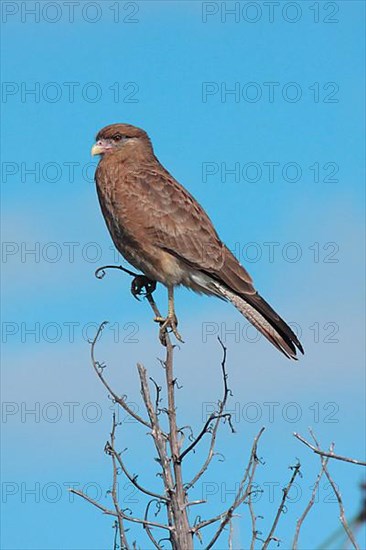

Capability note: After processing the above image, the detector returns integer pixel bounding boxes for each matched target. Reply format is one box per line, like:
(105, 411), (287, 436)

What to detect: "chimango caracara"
(91, 123), (304, 359)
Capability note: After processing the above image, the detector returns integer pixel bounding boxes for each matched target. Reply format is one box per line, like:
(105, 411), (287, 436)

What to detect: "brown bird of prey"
(91, 123), (304, 359)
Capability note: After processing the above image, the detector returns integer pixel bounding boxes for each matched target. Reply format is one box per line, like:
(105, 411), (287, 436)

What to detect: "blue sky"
(1, 1), (365, 549)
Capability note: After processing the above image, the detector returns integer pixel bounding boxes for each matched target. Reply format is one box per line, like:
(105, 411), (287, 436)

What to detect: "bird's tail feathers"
(212, 281), (304, 360)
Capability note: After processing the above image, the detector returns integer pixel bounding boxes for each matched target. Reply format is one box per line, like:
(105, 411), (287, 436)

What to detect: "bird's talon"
(154, 316), (165, 324)
(131, 276), (157, 300)
(155, 314), (184, 344)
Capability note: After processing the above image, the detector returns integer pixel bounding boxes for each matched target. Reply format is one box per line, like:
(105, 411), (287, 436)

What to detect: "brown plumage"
(91, 123), (304, 359)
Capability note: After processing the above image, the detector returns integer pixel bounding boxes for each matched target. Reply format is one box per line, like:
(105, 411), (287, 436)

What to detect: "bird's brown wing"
(127, 166), (303, 358)
(126, 163), (256, 295)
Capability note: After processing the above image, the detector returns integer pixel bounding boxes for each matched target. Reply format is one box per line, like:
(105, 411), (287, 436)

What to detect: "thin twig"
(70, 488), (171, 531)
(262, 462), (302, 550)
(90, 322), (152, 429)
(294, 432), (366, 466)
(228, 519), (234, 550)
(318, 483), (366, 549)
(292, 455), (329, 549)
(69, 488), (118, 517)
(116, 450), (167, 502)
(187, 500), (207, 507)
(150, 377), (162, 415)
(109, 415), (130, 550)
(112, 520), (119, 550)
(186, 338), (234, 488)
(95, 264), (139, 280)
(143, 499), (164, 549)
(179, 412), (233, 462)
(192, 427), (265, 548)
(248, 482), (260, 550)
(105, 430), (167, 502)
(309, 429), (360, 550)
(145, 292), (162, 319)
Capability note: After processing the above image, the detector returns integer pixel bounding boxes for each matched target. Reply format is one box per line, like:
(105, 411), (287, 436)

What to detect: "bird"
(91, 123), (304, 359)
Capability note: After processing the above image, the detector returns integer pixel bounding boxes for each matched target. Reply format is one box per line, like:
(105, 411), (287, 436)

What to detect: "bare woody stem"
(135, 285), (193, 549)
(137, 363), (176, 532)
(163, 338), (193, 549)
(293, 432), (366, 467)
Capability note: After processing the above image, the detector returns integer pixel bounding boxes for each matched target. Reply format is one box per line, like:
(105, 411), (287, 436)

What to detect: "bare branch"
(113, 446), (167, 503)
(145, 292), (162, 319)
(294, 432), (366, 466)
(248, 482), (261, 550)
(70, 488), (171, 531)
(318, 483), (366, 549)
(105, 419), (168, 503)
(186, 338), (234, 488)
(150, 377), (163, 416)
(262, 462), (302, 550)
(193, 427), (265, 549)
(228, 519), (234, 550)
(69, 488), (118, 517)
(143, 500), (164, 550)
(292, 455), (329, 549)
(112, 520), (119, 550)
(109, 415), (130, 550)
(179, 412), (233, 462)
(90, 322), (152, 429)
(137, 362), (175, 526)
(309, 430), (360, 550)
(187, 500), (207, 507)
(95, 264), (138, 280)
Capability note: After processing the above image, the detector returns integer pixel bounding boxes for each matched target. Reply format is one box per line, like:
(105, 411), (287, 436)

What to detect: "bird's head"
(91, 123), (152, 157)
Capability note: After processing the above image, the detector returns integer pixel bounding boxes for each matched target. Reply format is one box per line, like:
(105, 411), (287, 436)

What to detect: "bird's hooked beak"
(91, 139), (113, 156)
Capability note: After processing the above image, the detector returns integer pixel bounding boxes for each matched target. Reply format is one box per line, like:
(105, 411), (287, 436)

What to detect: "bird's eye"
(114, 134), (123, 141)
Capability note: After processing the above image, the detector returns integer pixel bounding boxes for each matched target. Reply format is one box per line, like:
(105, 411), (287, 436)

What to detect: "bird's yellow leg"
(154, 286), (184, 344)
